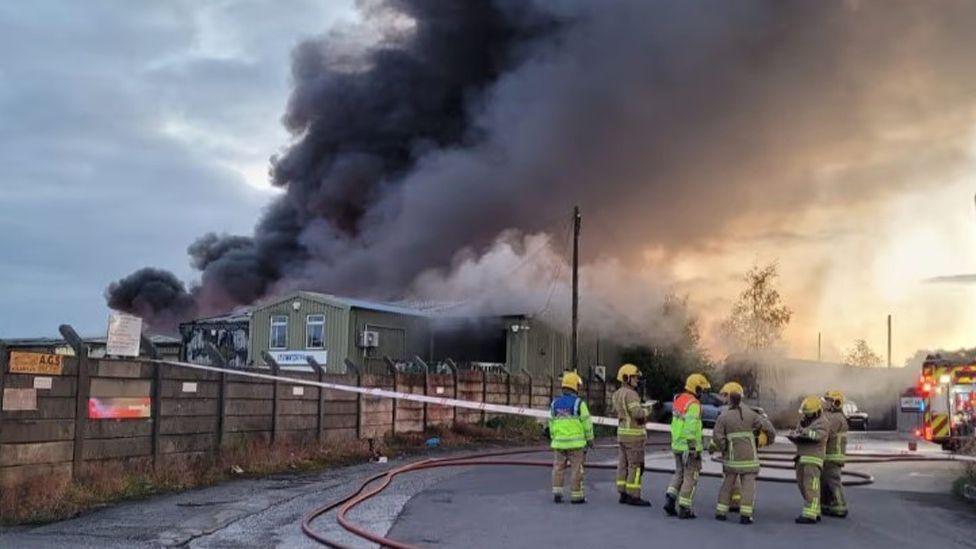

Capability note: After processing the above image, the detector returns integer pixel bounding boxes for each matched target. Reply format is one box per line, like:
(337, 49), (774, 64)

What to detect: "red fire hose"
(301, 447), (890, 548)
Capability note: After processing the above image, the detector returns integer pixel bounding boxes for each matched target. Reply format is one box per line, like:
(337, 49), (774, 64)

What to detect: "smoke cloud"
(108, 0), (976, 344)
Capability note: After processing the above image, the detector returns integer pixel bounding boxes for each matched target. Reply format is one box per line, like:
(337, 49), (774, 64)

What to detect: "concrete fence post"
(60, 324), (89, 479)
(0, 341), (7, 428)
(391, 371), (399, 437)
(480, 370), (487, 426)
(422, 369), (429, 433)
(445, 359), (458, 427)
(204, 343), (228, 454)
(260, 351), (281, 446)
(308, 357), (326, 445)
(151, 362), (162, 471)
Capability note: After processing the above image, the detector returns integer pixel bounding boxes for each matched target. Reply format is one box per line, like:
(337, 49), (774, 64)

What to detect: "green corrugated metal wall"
(250, 294), (350, 369)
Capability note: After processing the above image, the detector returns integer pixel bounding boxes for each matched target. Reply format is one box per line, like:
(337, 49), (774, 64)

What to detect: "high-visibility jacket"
(711, 404), (776, 473)
(670, 392), (703, 452)
(611, 386), (647, 441)
(824, 409), (848, 464)
(792, 414), (829, 468)
(549, 393), (594, 450)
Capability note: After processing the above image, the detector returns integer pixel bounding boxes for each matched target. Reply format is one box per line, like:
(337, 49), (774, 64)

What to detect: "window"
(306, 314), (325, 349)
(270, 315), (288, 349)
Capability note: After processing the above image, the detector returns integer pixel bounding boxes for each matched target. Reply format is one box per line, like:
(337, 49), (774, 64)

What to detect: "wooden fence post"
(60, 325), (89, 479)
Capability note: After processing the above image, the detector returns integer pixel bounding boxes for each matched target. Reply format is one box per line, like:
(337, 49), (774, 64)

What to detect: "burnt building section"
(179, 312), (250, 367)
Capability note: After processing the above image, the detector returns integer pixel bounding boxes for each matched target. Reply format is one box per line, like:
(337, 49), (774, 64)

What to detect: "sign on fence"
(9, 351), (64, 375)
(88, 397), (151, 419)
(2, 388), (37, 411)
(106, 312), (143, 357)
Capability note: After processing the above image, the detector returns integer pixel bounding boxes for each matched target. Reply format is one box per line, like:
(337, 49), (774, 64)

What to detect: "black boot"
(715, 513), (727, 521)
(619, 493), (629, 504)
(795, 516), (817, 524)
(678, 506), (696, 520)
(740, 516), (754, 525)
(627, 497), (652, 507)
(553, 494), (563, 503)
(571, 498), (587, 505)
(663, 494), (677, 516)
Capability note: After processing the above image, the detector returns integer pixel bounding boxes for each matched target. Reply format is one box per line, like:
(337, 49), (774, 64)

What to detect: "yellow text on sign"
(9, 351), (64, 375)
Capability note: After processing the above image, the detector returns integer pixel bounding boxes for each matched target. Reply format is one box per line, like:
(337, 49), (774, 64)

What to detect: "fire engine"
(917, 354), (976, 450)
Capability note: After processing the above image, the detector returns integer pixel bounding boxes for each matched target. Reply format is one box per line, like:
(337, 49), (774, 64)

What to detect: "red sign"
(88, 397), (151, 419)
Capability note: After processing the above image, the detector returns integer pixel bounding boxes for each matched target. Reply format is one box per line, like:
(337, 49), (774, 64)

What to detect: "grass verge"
(0, 419), (544, 526)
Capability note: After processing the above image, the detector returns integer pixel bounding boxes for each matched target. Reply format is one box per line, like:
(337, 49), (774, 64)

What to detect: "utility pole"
(887, 314), (892, 368)
(571, 205), (581, 373)
(817, 332), (822, 362)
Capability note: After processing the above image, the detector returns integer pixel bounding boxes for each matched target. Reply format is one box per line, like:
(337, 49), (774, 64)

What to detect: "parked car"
(652, 392), (765, 429)
(842, 400), (869, 431)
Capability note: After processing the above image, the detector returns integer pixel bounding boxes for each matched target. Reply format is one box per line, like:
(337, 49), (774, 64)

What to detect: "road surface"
(2, 434), (973, 548)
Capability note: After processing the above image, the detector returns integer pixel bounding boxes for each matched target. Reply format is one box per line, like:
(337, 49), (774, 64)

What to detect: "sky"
(0, 0), (356, 337)
(3, 1), (976, 368)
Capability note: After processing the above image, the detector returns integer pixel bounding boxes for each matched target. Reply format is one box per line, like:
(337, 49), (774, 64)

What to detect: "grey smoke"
(107, 0), (976, 331)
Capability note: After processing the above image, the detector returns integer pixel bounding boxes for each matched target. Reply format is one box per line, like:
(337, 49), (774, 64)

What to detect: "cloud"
(0, 1), (354, 336)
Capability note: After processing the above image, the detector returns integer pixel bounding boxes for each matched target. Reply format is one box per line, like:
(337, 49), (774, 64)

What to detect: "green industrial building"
(183, 290), (620, 379)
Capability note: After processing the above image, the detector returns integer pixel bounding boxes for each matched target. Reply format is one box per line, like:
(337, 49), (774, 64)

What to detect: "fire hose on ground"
(298, 445), (974, 549)
(146, 360), (974, 548)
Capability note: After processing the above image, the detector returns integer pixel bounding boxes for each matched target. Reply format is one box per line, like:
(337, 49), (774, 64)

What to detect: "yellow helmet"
(617, 363), (640, 383)
(823, 390), (844, 405)
(799, 395), (823, 416)
(685, 373), (711, 393)
(720, 382), (744, 396)
(561, 371), (583, 391)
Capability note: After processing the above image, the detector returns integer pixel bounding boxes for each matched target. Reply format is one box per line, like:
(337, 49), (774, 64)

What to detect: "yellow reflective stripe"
(617, 427), (645, 436)
(716, 504), (730, 512)
(825, 454), (845, 462)
(799, 455), (824, 467)
(727, 431), (754, 438)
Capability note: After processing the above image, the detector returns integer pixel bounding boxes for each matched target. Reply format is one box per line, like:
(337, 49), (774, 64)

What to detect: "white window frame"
(306, 314), (325, 349)
(269, 315), (288, 350)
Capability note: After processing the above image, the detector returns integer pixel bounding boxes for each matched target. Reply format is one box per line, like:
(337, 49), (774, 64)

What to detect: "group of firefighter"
(548, 364), (849, 524)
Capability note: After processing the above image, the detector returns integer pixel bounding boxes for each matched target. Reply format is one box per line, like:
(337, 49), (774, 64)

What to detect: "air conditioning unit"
(359, 330), (380, 348)
(593, 365), (606, 382)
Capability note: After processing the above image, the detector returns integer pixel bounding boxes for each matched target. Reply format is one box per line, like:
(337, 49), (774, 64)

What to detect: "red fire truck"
(917, 354), (976, 450)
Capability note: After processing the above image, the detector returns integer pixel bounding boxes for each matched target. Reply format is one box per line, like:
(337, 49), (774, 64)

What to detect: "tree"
(722, 262), (793, 352)
(844, 339), (882, 368)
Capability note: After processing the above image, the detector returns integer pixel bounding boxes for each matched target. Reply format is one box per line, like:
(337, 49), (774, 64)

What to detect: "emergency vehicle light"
(939, 374), (951, 385)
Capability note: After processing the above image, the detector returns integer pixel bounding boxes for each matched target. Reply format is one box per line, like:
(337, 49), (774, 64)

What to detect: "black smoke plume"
(105, 268), (197, 333)
(108, 0), (976, 332)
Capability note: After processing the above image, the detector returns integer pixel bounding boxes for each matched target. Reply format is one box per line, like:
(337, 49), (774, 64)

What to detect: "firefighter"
(611, 363), (652, 506)
(665, 373), (710, 519)
(549, 371), (594, 504)
(821, 389), (849, 518)
(788, 396), (830, 524)
(711, 381), (776, 524)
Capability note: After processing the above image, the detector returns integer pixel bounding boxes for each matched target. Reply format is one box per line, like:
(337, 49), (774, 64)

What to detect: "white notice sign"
(292, 386), (304, 396)
(106, 312), (143, 357)
(182, 382), (198, 393)
(33, 377), (53, 390)
(268, 350), (328, 368)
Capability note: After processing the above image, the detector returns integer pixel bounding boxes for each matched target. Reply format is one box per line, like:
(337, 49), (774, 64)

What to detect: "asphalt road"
(2, 435), (973, 548)
(387, 446), (976, 549)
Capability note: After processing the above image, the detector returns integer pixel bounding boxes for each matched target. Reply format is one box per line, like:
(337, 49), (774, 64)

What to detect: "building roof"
(181, 310), (252, 325)
(3, 334), (181, 348)
(289, 291), (429, 317)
